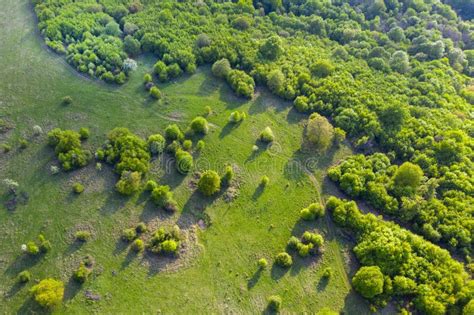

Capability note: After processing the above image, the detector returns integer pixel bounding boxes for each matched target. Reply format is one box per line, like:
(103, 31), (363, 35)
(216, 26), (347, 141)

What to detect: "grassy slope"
(0, 0), (369, 313)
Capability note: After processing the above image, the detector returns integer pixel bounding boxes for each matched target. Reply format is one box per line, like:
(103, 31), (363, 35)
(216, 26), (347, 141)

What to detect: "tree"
(388, 26), (405, 42)
(259, 36), (283, 60)
(211, 59), (231, 79)
(116, 171), (141, 195)
(124, 35), (140, 56)
(30, 278), (64, 308)
(190, 116), (209, 134)
(266, 69), (285, 95)
(105, 21), (121, 36)
(259, 127), (275, 143)
(390, 51), (409, 73)
(378, 103), (408, 132)
(392, 162), (423, 196)
(175, 150), (193, 174)
(352, 266), (384, 298)
(198, 170), (221, 196)
(306, 113), (334, 152)
(267, 295), (282, 312)
(464, 300), (474, 315)
(275, 252), (292, 267)
(150, 86), (162, 99)
(311, 60), (334, 77)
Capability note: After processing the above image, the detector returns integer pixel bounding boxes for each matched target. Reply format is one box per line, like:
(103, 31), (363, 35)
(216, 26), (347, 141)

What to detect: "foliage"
(147, 134), (165, 155)
(300, 203), (325, 221)
(175, 149), (193, 174)
(258, 258), (268, 269)
(131, 239), (145, 252)
(75, 231), (91, 242)
(151, 185), (178, 212)
(352, 266), (385, 299)
(30, 278), (64, 308)
(306, 113), (334, 152)
(72, 183), (84, 194)
(222, 165), (234, 185)
(267, 295), (282, 311)
(18, 271), (31, 283)
(147, 226), (181, 255)
(73, 262), (91, 283)
(274, 252), (292, 267)
(150, 86), (162, 99)
(47, 128), (92, 170)
(122, 228), (137, 242)
(115, 171), (142, 195)
(189, 116), (209, 135)
(198, 170), (221, 196)
(259, 127), (274, 143)
(212, 58), (231, 79)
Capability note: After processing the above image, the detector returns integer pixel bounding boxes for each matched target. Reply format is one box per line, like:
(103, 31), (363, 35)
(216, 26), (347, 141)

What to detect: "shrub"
(150, 86), (162, 99)
(226, 69), (255, 98)
(259, 36), (283, 60)
(294, 96), (309, 112)
(26, 242), (39, 255)
(147, 134), (165, 155)
(62, 96), (73, 105)
(131, 239), (145, 252)
(72, 183), (84, 194)
(33, 125), (43, 135)
(392, 162), (423, 197)
(302, 231), (324, 247)
(306, 113), (334, 152)
(135, 222), (147, 234)
(228, 111), (246, 123)
(122, 228), (137, 242)
(352, 266), (384, 298)
(2, 178), (19, 193)
(311, 60), (334, 77)
(258, 258), (268, 269)
(165, 124), (183, 142)
(145, 180), (158, 191)
(322, 267), (333, 279)
(30, 279), (64, 308)
(147, 226), (181, 255)
(175, 150), (193, 174)
(1, 143), (11, 153)
(78, 127), (90, 140)
(222, 165), (234, 185)
(19, 138), (28, 149)
(182, 140), (192, 151)
(259, 127), (274, 142)
(38, 234), (51, 253)
(334, 128), (346, 146)
(50, 165), (59, 175)
(190, 117), (209, 134)
(18, 270), (31, 283)
(47, 128), (91, 170)
(204, 106), (212, 116)
(75, 231), (91, 242)
(464, 300), (474, 315)
(144, 73), (152, 83)
(115, 171), (142, 195)
(151, 185), (178, 212)
(260, 175), (269, 186)
(211, 58), (231, 79)
(198, 170), (221, 196)
(300, 203), (325, 221)
(73, 262), (91, 283)
(275, 252), (292, 267)
(196, 140), (205, 151)
(267, 295), (282, 311)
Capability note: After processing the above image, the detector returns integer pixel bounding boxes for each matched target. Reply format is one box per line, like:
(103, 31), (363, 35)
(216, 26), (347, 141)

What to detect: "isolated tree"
(190, 116), (209, 134)
(306, 113), (334, 152)
(198, 170), (221, 196)
(352, 266), (384, 298)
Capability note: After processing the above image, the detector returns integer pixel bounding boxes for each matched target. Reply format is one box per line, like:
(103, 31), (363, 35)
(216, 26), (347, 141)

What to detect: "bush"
(322, 267), (333, 279)
(18, 270), (31, 283)
(26, 241), (39, 255)
(135, 222), (147, 234)
(222, 165), (234, 185)
(150, 86), (162, 99)
(115, 171), (142, 195)
(260, 175), (269, 186)
(122, 228), (137, 242)
(182, 140), (192, 151)
(147, 134), (165, 155)
(147, 226), (181, 255)
(72, 183), (84, 194)
(300, 203), (325, 221)
(464, 300), (474, 315)
(211, 58), (231, 79)
(392, 162), (423, 196)
(258, 258), (268, 269)
(267, 295), (282, 311)
(175, 149), (193, 174)
(78, 127), (90, 140)
(306, 113), (334, 152)
(198, 170), (221, 196)
(352, 266), (384, 298)
(47, 128), (92, 170)
(73, 262), (91, 283)
(275, 252), (292, 267)
(144, 73), (152, 83)
(75, 231), (91, 242)
(226, 69), (255, 98)
(62, 96), (73, 105)
(131, 239), (145, 252)
(151, 185), (178, 212)
(311, 60), (334, 77)
(228, 111), (246, 123)
(30, 278), (64, 308)
(38, 234), (51, 253)
(190, 116), (209, 134)
(196, 140), (205, 151)
(19, 138), (28, 149)
(165, 124), (183, 142)
(145, 180), (158, 191)
(1, 143), (11, 153)
(259, 127), (274, 143)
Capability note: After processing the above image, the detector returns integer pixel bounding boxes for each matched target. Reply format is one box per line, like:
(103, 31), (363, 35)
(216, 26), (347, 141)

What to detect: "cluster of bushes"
(147, 181), (178, 212)
(326, 197), (473, 314)
(24, 234), (51, 256)
(96, 128), (150, 195)
(147, 226), (181, 255)
(212, 61), (255, 99)
(300, 203), (325, 221)
(287, 231), (324, 257)
(30, 278), (64, 309)
(328, 153), (473, 255)
(47, 128), (92, 171)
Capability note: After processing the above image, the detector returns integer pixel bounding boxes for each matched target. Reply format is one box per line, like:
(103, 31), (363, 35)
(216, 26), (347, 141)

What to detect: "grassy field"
(0, 0), (370, 313)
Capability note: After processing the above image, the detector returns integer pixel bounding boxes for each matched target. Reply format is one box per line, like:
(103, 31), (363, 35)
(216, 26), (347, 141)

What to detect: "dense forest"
(12, 0), (474, 313)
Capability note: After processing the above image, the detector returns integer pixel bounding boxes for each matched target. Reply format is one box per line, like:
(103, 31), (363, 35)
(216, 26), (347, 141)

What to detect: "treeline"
(326, 197), (473, 314)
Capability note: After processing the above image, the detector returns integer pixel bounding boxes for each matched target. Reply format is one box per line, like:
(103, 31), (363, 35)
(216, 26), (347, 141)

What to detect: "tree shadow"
(317, 276), (330, 292)
(4, 254), (42, 277)
(143, 252), (176, 277)
(139, 198), (170, 224)
(244, 142), (266, 163)
(16, 297), (46, 315)
(197, 68), (221, 96)
(63, 277), (81, 301)
(98, 192), (128, 216)
(270, 263), (289, 281)
(177, 189), (220, 230)
(158, 155), (187, 189)
(218, 85), (250, 110)
(113, 238), (128, 256)
(252, 184), (265, 201)
(6, 281), (27, 298)
(120, 249), (138, 270)
(286, 106), (306, 125)
(247, 268), (262, 290)
(65, 240), (84, 256)
(218, 122), (240, 139)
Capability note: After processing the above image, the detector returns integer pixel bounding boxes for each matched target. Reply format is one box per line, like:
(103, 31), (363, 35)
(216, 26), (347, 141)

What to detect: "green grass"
(0, 0), (370, 313)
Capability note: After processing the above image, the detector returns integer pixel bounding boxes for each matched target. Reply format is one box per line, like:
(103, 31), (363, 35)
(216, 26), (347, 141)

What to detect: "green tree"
(30, 278), (64, 308)
(352, 266), (384, 298)
(259, 36), (283, 60)
(392, 162), (423, 196)
(198, 170), (221, 196)
(306, 113), (334, 152)
(124, 35), (140, 56)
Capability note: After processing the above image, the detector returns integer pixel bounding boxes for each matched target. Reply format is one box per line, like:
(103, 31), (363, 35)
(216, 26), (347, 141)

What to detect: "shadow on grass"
(65, 240), (85, 256)
(98, 192), (128, 216)
(247, 268), (262, 290)
(251, 184), (265, 201)
(270, 263), (289, 281)
(285, 106), (306, 125)
(177, 188), (221, 229)
(218, 122), (240, 139)
(120, 249), (138, 270)
(113, 238), (128, 256)
(6, 281), (27, 298)
(17, 297), (47, 315)
(4, 254), (42, 277)
(317, 276), (330, 292)
(244, 142), (267, 163)
(218, 85), (250, 110)
(63, 277), (81, 301)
